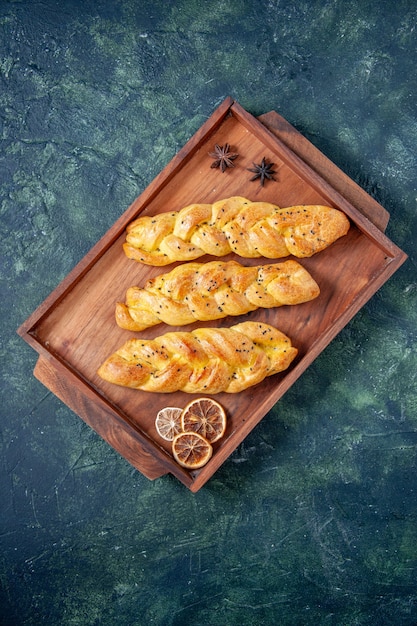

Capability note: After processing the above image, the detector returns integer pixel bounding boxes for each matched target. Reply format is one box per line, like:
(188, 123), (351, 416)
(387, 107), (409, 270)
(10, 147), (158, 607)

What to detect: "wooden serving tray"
(18, 98), (407, 492)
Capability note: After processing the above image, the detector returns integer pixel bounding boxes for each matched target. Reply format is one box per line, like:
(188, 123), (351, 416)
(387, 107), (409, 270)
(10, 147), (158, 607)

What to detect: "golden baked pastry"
(97, 321), (298, 394)
(116, 259), (320, 331)
(123, 196), (350, 266)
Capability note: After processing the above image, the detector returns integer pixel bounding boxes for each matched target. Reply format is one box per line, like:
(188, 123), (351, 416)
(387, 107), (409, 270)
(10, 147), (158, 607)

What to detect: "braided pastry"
(116, 259), (320, 332)
(123, 196), (350, 266)
(97, 321), (298, 394)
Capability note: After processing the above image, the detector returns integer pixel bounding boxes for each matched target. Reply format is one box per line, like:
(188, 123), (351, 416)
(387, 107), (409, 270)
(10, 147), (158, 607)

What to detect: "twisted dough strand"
(116, 259), (320, 332)
(123, 196), (350, 266)
(97, 321), (298, 394)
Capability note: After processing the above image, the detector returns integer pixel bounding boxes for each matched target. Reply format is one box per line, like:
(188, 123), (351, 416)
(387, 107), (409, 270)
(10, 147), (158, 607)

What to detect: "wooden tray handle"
(33, 356), (169, 481)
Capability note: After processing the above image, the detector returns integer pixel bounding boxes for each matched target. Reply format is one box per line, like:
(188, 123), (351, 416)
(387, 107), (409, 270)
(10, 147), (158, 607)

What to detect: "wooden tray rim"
(17, 98), (408, 491)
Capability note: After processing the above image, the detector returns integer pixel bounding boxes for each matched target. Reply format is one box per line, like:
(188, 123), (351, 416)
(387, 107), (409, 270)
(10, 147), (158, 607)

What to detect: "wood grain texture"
(18, 100), (407, 491)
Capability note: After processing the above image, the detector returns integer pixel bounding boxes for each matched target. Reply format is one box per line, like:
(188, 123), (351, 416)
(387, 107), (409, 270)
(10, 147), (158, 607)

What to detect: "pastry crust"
(123, 196), (350, 265)
(97, 321), (298, 394)
(116, 259), (320, 332)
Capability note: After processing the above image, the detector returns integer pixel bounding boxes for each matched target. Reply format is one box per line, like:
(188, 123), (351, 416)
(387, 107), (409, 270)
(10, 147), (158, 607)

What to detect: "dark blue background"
(1, 1), (416, 624)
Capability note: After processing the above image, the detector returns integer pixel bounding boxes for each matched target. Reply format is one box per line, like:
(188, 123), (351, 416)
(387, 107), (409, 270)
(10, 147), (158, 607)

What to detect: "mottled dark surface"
(1, 1), (417, 624)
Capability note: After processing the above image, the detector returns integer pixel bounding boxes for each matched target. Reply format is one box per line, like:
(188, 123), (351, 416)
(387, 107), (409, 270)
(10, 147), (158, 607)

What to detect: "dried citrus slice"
(181, 397), (227, 443)
(155, 406), (183, 441)
(172, 432), (213, 469)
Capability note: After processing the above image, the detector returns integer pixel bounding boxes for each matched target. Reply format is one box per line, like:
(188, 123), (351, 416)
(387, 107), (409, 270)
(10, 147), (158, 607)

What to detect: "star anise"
(247, 157), (277, 186)
(209, 143), (239, 173)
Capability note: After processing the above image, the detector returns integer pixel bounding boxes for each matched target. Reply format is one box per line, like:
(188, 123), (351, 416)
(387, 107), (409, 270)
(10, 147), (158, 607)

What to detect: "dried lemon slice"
(155, 406), (183, 441)
(181, 397), (227, 443)
(172, 432), (213, 469)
